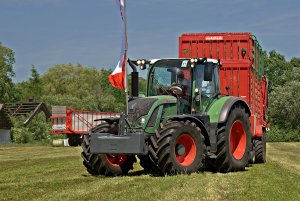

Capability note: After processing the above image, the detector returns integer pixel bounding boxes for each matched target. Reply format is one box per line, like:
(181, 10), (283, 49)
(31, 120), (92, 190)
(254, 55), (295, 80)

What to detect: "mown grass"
(0, 143), (299, 201)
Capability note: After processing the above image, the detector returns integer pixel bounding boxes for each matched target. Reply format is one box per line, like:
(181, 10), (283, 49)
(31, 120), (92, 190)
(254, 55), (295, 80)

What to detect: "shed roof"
(4, 102), (51, 126)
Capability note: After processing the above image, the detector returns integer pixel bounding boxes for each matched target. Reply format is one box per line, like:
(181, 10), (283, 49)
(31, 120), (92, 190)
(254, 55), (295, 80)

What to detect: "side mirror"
(204, 62), (213, 81)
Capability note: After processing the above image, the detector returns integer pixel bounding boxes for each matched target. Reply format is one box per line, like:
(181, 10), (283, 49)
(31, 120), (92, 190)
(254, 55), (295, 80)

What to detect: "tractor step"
(206, 152), (217, 159)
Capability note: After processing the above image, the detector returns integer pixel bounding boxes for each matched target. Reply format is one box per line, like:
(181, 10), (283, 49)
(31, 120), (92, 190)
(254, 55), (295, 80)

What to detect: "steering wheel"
(169, 85), (183, 97)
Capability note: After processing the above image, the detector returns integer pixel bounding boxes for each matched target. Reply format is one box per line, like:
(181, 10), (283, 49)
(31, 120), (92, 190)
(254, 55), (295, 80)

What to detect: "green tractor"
(81, 58), (252, 176)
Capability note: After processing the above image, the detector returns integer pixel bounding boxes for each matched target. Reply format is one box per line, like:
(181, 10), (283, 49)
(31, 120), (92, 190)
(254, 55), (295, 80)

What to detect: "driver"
(177, 70), (190, 96)
(176, 70), (191, 114)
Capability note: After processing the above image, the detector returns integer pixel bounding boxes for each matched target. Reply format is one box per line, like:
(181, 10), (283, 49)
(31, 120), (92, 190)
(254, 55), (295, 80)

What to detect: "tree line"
(0, 42), (299, 142)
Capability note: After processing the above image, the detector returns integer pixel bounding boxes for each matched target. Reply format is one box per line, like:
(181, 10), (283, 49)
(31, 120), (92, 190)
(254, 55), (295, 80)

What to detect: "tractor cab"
(146, 58), (221, 114)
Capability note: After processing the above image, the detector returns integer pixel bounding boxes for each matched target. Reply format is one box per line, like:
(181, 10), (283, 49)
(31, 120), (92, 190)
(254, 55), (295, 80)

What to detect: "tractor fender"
(94, 117), (119, 125)
(218, 97), (251, 123)
(167, 115), (210, 146)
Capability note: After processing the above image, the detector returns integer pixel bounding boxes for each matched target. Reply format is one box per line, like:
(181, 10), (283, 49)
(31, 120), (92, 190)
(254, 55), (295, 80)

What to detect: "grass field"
(0, 143), (299, 201)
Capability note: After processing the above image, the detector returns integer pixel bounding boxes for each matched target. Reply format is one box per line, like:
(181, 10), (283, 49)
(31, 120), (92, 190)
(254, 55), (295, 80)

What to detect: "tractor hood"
(127, 95), (177, 129)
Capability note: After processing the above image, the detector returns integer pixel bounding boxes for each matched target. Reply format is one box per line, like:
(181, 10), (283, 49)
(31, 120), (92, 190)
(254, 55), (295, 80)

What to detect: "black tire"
(215, 105), (251, 172)
(149, 120), (205, 175)
(138, 155), (161, 174)
(68, 134), (81, 146)
(81, 122), (136, 176)
(254, 131), (266, 163)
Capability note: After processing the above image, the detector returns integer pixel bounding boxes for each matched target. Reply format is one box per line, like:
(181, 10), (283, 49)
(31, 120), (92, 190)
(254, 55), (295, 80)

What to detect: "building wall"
(0, 129), (11, 144)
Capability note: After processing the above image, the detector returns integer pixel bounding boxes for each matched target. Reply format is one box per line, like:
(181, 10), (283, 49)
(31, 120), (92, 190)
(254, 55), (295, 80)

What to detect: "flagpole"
(124, 0), (129, 115)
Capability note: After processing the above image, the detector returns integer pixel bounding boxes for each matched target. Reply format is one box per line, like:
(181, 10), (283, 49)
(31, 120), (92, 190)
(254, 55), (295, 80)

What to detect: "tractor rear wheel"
(81, 122), (136, 176)
(254, 131), (266, 163)
(150, 120), (205, 175)
(215, 105), (251, 172)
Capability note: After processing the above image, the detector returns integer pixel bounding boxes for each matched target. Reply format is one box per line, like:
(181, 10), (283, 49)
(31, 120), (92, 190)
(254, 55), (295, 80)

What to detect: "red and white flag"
(108, 0), (127, 90)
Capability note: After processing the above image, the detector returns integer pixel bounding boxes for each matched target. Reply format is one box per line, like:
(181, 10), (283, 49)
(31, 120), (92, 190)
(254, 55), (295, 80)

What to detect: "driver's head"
(177, 70), (184, 81)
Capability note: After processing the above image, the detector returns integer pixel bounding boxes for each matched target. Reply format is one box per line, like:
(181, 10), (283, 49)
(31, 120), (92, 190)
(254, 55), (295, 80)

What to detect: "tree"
(99, 69), (126, 111)
(28, 65), (42, 100)
(290, 57), (300, 68)
(269, 68), (300, 128)
(264, 50), (292, 92)
(0, 42), (16, 103)
(267, 57), (300, 142)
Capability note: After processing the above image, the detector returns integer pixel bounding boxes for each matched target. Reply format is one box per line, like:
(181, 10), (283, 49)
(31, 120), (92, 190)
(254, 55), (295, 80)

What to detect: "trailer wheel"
(151, 120), (205, 175)
(81, 122), (136, 176)
(215, 105), (251, 172)
(254, 131), (266, 163)
(68, 134), (81, 146)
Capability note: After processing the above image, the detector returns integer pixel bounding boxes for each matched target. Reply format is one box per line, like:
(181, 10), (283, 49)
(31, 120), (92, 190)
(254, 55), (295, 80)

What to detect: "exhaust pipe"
(127, 58), (139, 97)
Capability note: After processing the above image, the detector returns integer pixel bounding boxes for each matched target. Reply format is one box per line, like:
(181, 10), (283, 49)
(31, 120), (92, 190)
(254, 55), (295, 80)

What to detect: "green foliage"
(28, 113), (52, 142)
(264, 50), (293, 92)
(15, 64), (128, 112)
(11, 113), (52, 144)
(11, 116), (32, 143)
(29, 65), (42, 99)
(290, 57), (300, 67)
(98, 69), (126, 111)
(127, 76), (147, 95)
(265, 51), (300, 142)
(268, 69), (300, 128)
(15, 65), (42, 102)
(0, 42), (17, 103)
(267, 124), (300, 142)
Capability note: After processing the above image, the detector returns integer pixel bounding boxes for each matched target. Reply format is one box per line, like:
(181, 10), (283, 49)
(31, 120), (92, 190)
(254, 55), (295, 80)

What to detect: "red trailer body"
(51, 106), (119, 135)
(179, 32), (268, 137)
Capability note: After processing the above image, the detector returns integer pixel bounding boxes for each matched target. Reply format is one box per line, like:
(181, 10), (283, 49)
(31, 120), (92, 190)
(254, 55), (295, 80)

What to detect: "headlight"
(136, 116), (146, 127)
(140, 117), (146, 124)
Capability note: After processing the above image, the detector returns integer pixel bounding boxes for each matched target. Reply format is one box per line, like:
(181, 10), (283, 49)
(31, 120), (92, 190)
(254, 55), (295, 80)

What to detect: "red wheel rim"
(230, 120), (247, 160)
(106, 154), (127, 166)
(175, 134), (197, 166)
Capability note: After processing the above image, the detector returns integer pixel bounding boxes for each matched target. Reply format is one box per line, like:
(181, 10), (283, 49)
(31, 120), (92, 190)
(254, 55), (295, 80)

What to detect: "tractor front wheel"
(152, 120), (205, 175)
(138, 155), (161, 174)
(81, 122), (136, 176)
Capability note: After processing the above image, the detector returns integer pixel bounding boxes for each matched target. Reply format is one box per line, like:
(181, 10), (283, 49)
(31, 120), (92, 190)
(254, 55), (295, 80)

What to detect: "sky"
(1, 0), (299, 82)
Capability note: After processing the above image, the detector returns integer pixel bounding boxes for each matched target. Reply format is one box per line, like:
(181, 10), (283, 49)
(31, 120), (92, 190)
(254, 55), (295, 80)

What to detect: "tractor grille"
(127, 98), (157, 123)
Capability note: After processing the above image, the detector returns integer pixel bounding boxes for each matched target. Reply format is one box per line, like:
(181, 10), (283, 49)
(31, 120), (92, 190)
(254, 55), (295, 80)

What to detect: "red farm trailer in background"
(179, 32), (268, 144)
(51, 106), (119, 146)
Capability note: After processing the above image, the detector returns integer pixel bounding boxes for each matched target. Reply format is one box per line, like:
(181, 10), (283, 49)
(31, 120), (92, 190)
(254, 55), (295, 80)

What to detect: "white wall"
(0, 129), (11, 144)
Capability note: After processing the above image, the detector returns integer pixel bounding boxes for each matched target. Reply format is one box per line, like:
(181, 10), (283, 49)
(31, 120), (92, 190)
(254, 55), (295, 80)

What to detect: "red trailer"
(179, 32), (268, 140)
(51, 106), (119, 146)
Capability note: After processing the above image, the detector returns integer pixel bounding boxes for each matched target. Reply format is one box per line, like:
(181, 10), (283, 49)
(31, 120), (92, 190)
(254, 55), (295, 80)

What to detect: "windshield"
(147, 59), (219, 114)
(148, 60), (192, 99)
